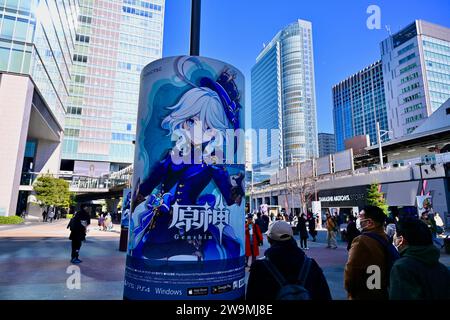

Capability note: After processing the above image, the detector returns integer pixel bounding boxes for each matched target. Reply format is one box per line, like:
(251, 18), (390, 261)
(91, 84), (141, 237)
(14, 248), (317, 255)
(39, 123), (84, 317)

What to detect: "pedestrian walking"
(325, 213), (338, 249)
(344, 206), (399, 300)
(345, 215), (360, 251)
(390, 219), (450, 300)
(245, 214), (263, 267)
(47, 209), (55, 223)
(297, 214), (309, 249)
(246, 220), (331, 300)
(105, 212), (113, 231)
(67, 204), (91, 264)
(98, 214), (105, 231)
(255, 212), (267, 233)
(42, 210), (47, 222)
(262, 213), (270, 233)
(307, 213), (317, 242)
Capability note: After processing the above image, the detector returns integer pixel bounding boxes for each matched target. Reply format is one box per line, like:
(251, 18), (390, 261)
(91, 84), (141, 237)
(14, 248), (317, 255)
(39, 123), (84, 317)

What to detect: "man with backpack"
(344, 205), (399, 300)
(246, 221), (332, 300)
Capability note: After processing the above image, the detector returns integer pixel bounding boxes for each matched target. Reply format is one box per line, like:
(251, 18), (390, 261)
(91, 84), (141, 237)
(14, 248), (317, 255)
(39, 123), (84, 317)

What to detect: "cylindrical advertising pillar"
(123, 56), (246, 300)
(119, 188), (131, 252)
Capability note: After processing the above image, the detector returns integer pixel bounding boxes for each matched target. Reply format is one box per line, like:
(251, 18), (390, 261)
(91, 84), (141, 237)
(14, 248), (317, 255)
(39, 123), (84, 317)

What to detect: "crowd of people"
(245, 206), (450, 300)
(42, 209), (62, 223)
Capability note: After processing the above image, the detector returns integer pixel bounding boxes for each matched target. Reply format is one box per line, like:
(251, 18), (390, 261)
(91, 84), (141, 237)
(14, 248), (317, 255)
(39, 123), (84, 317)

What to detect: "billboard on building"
(300, 160), (313, 178)
(317, 155), (332, 176)
(74, 161), (110, 177)
(333, 149), (354, 172)
(124, 56), (246, 300)
(416, 195), (432, 216)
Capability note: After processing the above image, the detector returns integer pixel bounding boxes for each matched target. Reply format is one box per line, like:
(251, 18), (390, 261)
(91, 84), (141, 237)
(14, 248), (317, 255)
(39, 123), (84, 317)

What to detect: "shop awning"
(385, 181), (419, 206)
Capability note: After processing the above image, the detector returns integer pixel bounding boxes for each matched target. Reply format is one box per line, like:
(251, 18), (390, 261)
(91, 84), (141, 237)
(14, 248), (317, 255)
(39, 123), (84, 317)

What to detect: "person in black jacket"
(68, 205), (91, 264)
(307, 213), (317, 242)
(297, 214), (309, 249)
(246, 221), (332, 300)
(345, 215), (360, 251)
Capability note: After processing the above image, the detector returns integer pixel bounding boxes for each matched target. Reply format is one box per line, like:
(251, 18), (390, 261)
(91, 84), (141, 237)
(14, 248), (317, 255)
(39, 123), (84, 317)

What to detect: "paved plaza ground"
(0, 219), (449, 300)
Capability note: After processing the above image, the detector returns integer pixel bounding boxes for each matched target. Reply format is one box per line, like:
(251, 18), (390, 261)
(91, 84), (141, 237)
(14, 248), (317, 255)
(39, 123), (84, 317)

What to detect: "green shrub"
(0, 216), (25, 225)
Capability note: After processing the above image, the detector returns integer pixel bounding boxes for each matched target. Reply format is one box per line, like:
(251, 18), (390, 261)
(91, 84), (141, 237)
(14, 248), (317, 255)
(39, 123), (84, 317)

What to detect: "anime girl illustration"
(129, 57), (245, 262)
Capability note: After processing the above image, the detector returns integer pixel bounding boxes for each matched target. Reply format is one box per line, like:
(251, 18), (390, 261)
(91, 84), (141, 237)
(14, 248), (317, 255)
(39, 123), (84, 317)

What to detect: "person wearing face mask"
(344, 205), (397, 300)
(389, 219), (450, 300)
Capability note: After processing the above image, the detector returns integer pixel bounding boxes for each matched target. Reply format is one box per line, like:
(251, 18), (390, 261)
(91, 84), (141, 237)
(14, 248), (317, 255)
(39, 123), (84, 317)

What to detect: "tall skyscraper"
(251, 19), (318, 182)
(61, 0), (165, 175)
(381, 20), (450, 139)
(0, 0), (78, 216)
(333, 61), (388, 152)
(318, 133), (336, 157)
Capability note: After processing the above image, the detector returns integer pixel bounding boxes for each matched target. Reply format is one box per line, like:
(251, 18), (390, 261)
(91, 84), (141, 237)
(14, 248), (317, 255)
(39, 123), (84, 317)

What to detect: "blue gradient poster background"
(123, 56), (246, 300)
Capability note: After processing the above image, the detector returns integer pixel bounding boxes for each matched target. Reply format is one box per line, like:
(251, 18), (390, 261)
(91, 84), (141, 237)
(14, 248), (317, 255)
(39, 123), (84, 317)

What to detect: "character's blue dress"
(130, 148), (243, 261)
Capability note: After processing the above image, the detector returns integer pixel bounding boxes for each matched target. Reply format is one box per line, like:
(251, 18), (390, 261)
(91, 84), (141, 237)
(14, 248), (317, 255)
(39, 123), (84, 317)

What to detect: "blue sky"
(162, 0), (450, 133)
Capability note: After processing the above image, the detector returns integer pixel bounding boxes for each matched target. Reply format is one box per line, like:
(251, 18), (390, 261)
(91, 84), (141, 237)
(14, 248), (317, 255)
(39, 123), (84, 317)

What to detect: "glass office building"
(251, 19), (318, 182)
(61, 0), (165, 175)
(318, 133), (336, 157)
(0, 0), (78, 216)
(381, 20), (450, 139)
(333, 61), (388, 152)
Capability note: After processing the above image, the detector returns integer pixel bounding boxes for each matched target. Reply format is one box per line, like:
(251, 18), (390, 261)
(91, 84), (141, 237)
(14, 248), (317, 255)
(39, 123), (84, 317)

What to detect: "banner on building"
(416, 195), (433, 216)
(124, 56), (246, 300)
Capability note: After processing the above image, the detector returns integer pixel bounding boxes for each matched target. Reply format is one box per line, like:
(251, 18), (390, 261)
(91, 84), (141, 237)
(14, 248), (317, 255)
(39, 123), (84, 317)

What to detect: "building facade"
(381, 20), (450, 139)
(333, 60), (388, 152)
(0, 0), (78, 216)
(251, 19), (318, 182)
(61, 0), (165, 176)
(318, 132), (336, 157)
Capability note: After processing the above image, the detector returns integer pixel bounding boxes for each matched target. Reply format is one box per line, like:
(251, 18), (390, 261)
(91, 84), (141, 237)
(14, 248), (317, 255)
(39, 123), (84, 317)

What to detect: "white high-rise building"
(381, 20), (450, 139)
(251, 19), (318, 182)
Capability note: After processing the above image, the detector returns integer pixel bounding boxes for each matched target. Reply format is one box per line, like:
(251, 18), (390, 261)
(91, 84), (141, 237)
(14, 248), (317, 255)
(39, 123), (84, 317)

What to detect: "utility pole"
(376, 121), (383, 168)
(190, 0), (201, 56)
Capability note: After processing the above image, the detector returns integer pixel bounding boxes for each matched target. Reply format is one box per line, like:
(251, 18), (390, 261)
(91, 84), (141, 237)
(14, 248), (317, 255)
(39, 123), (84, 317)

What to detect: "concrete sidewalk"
(0, 222), (448, 300)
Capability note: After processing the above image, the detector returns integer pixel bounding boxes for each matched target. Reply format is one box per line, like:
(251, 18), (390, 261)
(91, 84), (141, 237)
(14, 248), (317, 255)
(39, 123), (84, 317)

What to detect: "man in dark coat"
(246, 221), (331, 300)
(307, 213), (317, 242)
(390, 219), (450, 299)
(346, 215), (360, 251)
(255, 212), (267, 233)
(68, 204), (91, 263)
(296, 214), (309, 249)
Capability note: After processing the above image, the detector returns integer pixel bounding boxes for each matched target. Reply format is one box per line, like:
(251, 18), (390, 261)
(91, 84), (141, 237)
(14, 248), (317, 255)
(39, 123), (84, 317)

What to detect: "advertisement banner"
(124, 56), (246, 300)
(416, 195), (432, 216)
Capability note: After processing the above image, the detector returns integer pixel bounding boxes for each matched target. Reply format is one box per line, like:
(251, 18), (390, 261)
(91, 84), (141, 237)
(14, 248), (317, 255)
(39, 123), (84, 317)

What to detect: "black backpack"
(263, 256), (312, 300)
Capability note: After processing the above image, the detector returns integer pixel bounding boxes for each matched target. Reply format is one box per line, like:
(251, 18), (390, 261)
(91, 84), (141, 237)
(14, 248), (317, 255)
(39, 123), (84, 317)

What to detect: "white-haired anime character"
(129, 57), (245, 261)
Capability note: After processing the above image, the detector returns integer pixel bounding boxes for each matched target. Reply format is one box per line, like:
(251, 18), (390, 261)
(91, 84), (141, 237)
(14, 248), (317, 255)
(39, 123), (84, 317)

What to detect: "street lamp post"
(376, 121), (392, 169)
(190, 0), (201, 56)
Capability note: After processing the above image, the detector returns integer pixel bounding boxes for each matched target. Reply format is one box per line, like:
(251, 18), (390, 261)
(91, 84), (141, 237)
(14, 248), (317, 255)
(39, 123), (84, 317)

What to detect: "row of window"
(74, 75), (86, 83)
(399, 53), (416, 65)
(73, 54), (87, 63)
(122, 6), (153, 18)
(65, 128), (80, 137)
(401, 82), (420, 94)
(403, 92), (420, 103)
(397, 43), (415, 56)
(406, 126), (418, 134)
(78, 15), (92, 24)
(404, 103), (422, 114)
(401, 72), (419, 84)
(423, 40), (450, 54)
(75, 34), (90, 43)
(399, 62), (417, 75)
(424, 50), (450, 64)
(67, 106), (82, 115)
(405, 113), (423, 124)
(123, 0), (162, 11)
